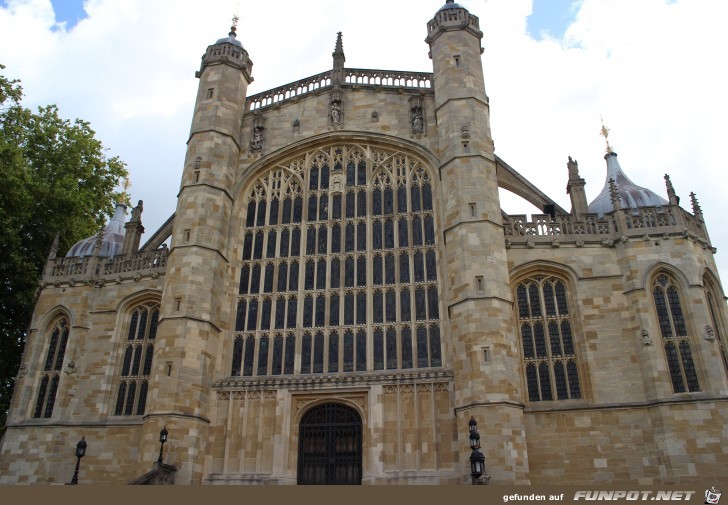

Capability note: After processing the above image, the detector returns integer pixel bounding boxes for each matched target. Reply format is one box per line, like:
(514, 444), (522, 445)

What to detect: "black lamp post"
(69, 436), (87, 485)
(157, 426), (168, 464)
(468, 417), (486, 485)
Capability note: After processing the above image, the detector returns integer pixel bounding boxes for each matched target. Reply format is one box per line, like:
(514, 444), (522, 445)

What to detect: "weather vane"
(600, 116), (613, 154)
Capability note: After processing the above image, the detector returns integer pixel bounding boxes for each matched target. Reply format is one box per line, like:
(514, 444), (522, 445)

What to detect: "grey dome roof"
(588, 152), (668, 215)
(215, 31), (243, 48)
(66, 204), (127, 258)
(438, 1), (465, 11)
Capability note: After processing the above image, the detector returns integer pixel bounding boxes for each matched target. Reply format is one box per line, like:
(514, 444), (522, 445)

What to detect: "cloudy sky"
(1, 0), (727, 284)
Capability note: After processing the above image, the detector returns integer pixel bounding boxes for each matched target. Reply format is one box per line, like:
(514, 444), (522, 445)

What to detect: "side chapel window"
(232, 145), (441, 377)
(516, 276), (582, 402)
(704, 275), (728, 378)
(114, 303), (159, 415)
(33, 317), (70, 418)
(652, 274), (700, 393)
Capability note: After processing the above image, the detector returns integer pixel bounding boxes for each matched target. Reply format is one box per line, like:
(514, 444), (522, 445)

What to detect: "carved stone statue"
(412, 107), (424, 134)
(330, 102), (342, 125)
(131, 200), (144, 222)
(250, 126), (264, 152)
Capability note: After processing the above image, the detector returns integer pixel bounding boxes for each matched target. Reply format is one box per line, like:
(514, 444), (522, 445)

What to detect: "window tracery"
(232, 145), (441, 377)
(33, 317), (70, 418)
(515, 276), (581, 402)
(114, 303), (158, 416)
(652, 274), (700, 393)
(704, 275), (728, 378)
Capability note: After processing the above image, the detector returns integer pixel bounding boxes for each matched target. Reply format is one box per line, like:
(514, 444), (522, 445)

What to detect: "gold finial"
(600, 116), (613, 154)
(231, 9), (239, 36)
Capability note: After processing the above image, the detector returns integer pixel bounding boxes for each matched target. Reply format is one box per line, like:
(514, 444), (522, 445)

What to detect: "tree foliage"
(0, 64), (127, 434)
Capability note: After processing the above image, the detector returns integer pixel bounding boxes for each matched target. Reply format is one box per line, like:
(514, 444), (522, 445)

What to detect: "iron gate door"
(297, 403), (362, 485)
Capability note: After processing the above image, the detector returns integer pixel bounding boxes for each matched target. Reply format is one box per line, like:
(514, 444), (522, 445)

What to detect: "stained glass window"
(233, 146), (442, 376)
(33, 317), (70, 418)
(652, 274), (700, 392)
(114, 303), (159, 416)
(515, 277), (581, 402)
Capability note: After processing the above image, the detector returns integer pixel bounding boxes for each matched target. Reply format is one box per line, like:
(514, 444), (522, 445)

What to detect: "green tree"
(0, 64), (128, 434)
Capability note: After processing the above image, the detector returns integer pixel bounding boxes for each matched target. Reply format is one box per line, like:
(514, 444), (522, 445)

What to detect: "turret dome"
(438, 0), (465, 11)
(65, 203), (127, 258)
(588, 151), (668, 216)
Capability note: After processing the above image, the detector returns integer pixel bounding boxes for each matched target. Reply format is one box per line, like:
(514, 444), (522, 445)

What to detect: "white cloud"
(1, 0), (727, 284)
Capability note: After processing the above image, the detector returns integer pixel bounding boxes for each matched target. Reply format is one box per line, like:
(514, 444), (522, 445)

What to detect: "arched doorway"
(297, 402), (362, 485)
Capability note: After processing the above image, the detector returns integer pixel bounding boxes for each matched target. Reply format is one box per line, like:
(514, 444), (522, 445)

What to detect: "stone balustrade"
(44, 247), (168, 285)
(246, 68), (434, 111)
(503, 205), (710, 247)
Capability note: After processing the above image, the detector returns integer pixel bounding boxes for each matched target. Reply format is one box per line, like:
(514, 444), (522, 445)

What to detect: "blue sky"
(527, 0), (579, 40)
(48, 0), (84, 28)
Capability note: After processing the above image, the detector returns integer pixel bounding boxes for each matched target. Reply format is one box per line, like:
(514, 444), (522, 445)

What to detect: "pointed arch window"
(233, 146), (442, 377)
(704, 275), (728, 378)
(652, 274), (700, 393)
(114, 303), (159, 416)
(33, 317), (70, 418)
(516, 276), (581, 402)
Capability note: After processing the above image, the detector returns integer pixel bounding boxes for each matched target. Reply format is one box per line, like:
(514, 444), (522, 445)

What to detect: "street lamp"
(157, 426), (168, 464)
(468, 417), (486, 485)
(69, 436), (87, 485)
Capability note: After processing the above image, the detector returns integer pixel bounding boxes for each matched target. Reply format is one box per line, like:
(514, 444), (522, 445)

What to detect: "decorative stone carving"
(17, 363), (27, 378)
(330, 172), (344, 194)
(371, 111), (379, 122)
(330, 102), (342, 126)
(461, 125), (470, 139)
(250, 114), (265, 153)
(409, 96), (425, 135)
(705, 324), (716, 342)
(65, 360), (77, 375)
(641, 329), (652, 346)
(130, 200), (143, 222)
(194, 156), (203, 170)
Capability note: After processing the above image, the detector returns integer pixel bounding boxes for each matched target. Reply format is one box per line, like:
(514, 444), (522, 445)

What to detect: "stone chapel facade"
(1, 0), (727, 485)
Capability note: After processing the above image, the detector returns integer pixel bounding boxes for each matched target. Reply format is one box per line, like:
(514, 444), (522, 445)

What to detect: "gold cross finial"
(600, 116), (613, 154)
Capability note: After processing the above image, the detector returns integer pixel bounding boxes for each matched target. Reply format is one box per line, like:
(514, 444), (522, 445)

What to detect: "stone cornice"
(213, 369), (454, 391)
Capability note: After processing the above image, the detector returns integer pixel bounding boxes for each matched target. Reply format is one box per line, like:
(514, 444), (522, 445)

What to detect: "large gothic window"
(33, 317), (70, 418)
(704, 275), (728, 378)
(652, 274), (700, 393)
(232, 145), (441, 377)
(515, 276), (581, 402)
(114, 303), (159, 416)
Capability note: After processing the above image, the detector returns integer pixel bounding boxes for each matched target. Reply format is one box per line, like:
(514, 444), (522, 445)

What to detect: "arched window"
(232, 145), (441, 376)
(114, 303), (159, 416)
(33, 317), (70, 418)
(652, 274), (700, 393)
(515, 276), (581, 402)
(704, 275), (728, 378)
